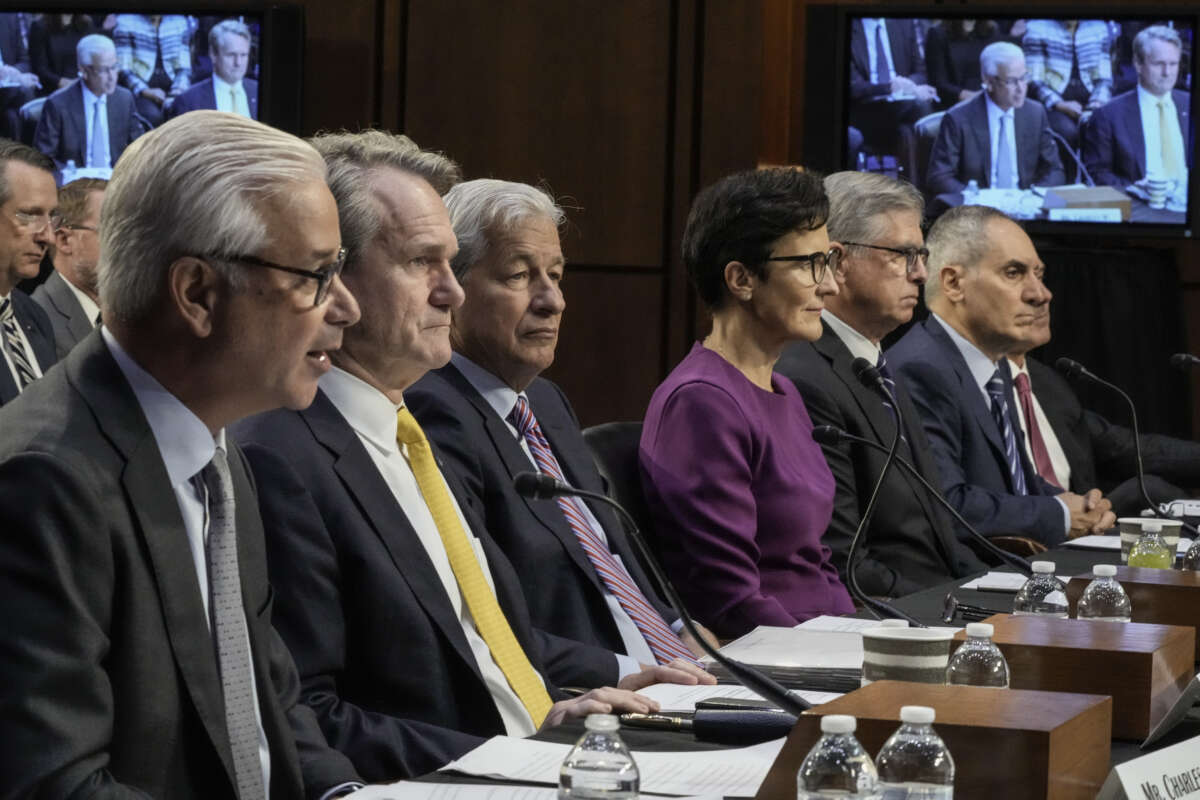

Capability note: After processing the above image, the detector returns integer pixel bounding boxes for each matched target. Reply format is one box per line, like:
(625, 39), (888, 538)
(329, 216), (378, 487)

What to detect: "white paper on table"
(635, 681), (842, 712)
(700, 626), (863, 669)
(795, 615), (961, 635)
(438, 735), (785, 797)
(351, 784), (723, 800)
(959, 572), (1028, 592)
(1065, 534), (1193, 555)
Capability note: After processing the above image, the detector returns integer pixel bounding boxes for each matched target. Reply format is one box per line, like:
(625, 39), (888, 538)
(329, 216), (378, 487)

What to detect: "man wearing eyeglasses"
(0, 139), (57, 407)
(927, 41), (1065, 196)
(32, 177), (106, 358)
(33, 34), (141, 181)
(776, 172), (989, 597)
(0, 111), (366, 798)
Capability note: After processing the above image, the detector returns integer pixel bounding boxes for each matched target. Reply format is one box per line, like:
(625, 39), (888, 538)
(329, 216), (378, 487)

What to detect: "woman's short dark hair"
(682, 167), (828, 310)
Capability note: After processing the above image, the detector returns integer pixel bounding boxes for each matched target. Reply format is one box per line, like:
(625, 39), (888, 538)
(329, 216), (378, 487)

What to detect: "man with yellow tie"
(234, 130), (711, 784)
(168, 19), (259, 121)
(1083, 25), (1192, 192)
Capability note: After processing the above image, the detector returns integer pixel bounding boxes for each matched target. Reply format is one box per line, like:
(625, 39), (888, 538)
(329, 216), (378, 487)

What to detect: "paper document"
(353, 784), (723, 800)
(439, 736), (784, 797)
(635, 681), (841, 712)
(796, 615), (889, 633)
(960, 572), (1028, 592)
(705, 626), (863, 669)
(1065, 534), (1193, 555)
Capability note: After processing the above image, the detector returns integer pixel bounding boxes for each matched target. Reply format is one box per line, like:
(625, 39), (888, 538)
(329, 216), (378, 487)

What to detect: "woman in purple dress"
(639, 168), (855, 638)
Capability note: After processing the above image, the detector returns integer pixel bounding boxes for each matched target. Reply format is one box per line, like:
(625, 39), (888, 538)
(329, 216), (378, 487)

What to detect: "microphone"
(840, 357), (927, 627)
(1054, 358), (1199, 537)
(1043, 127), (1095, 187)
(1170, 353), (1200, 371)
(812, 425), (1033, 576)
(512, 471), (813, 716)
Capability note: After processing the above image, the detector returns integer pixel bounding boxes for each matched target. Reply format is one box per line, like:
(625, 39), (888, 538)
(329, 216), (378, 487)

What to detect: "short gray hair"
(1133, 25), (1182, 62)
(98, 110), (326, 323)
(76, 33), (114, 66)
(979, 41), (1024, 79)
(443, 179), (565, 281)
(925, 205), (1014, 302)
(824, 171), (923, 247)
(209, 19), (252, 54)
(308, 129), (461, 272)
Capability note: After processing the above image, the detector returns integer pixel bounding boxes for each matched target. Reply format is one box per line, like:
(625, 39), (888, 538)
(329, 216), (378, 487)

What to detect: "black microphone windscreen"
(1055, 357), (1085, 380)
(513, 471), (560, 499)
(1170, 353), (1200, 371)
(851, 357), (882, 388)
(811, 425), (845, 446)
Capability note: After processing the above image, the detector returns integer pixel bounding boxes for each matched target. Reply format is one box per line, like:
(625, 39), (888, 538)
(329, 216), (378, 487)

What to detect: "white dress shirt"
(213, 73), (251, 118)
(0, 292), (44, 387)
(822, 309), (882, 364)
(1137, 84), (1186, 181)
(102, 328), (271, 793)
(63, 278), (100, 326)
(320, 366), (543, 738)
(81, 84), (110, 168)
(861, 18), (896, 85)
(1006, 358), (1072, 489)
(985, 93), (1019, 188)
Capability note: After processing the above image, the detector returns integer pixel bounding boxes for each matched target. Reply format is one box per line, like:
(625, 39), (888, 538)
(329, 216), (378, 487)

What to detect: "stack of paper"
(634, 681), (841, 712)
(701, 626), (864, 692)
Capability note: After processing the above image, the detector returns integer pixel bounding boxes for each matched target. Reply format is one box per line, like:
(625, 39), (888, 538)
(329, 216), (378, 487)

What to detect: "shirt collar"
(1007, 357), (1030, 381)
(212, 73), (243, 94)
(450, 352), (523, 422)
(821, 309), (881, 364)
(984, 92), (1012, 126)
(930, 312), (1000, 390)
(81, 82), (104, 104)
(319, 366), (403, 455)
(101, 327), (222, 486)
(61, 275), (100, 323)
(1137, 83), (1173, 109)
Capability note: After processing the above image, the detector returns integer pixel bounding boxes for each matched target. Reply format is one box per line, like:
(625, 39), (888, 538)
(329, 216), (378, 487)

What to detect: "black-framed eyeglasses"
(841, 241), (929, 275)
(987, 73), (1030, 90)
(205, 247), (347, 307)
(761, 247), (842, 285)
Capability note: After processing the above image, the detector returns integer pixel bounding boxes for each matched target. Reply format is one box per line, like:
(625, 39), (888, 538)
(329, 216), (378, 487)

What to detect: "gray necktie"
(0, 297), (37, 390)
(995, 113), (1015, 189)
(88, 99), (109, 169)
(201, 446), (266, 800)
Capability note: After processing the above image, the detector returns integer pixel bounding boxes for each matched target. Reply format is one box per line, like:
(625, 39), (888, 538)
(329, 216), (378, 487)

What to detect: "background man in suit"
(34, 34), (141, 177)
(927, 41), (1065, 195)
(236, 131), (707, 783)
(407, 178), (712, 665)
(888, 205), (1114, 546)
(1007, 314), (1200, 516)
(775, 172), (988, 597)
(1082, 25), (1192, 191)
(0, 139), (57, 407)
(0, 12), (40, 140)
(0, 111), (364, 798)
(32, 177), (105, 358)
(168, 19), (259, 121)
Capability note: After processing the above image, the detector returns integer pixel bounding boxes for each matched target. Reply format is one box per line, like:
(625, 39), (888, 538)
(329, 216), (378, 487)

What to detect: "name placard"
(1047, 207), (1123, 223)
(1098, 734), (1200, 800)
(1144, 673), (1200, 748)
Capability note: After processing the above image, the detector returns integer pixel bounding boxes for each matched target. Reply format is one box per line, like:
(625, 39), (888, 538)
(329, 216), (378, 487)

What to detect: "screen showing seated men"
(842, 14), (1195, 227)
(0, 10), (263, 183)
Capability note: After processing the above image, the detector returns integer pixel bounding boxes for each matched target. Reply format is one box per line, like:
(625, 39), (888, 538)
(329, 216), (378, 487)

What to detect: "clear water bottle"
(797, 715), (879, 799)
(559, 714), (638, 799)
(1128, 522), (1173, 569)
(1076, 564), (1132, 622)
(945, 623), (1009, 688)
(962, 179), (979, 204)
(1182, 539), (1200, 571)
(1012, 561), (1069, 618)
(876, 706), (955, 799)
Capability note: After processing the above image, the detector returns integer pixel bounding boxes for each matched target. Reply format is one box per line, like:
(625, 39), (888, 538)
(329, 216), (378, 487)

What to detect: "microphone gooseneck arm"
(1044, 127), (1095, 187)
(512, 471), (813, 716)
(1170, 353), (1200, 371)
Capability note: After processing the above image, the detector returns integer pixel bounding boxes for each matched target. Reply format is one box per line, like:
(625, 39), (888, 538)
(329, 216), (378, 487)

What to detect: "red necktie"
(1013, 372), (1062, 490)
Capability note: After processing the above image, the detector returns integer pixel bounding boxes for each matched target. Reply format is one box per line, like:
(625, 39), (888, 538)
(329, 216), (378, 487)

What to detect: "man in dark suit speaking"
(1082, 25), (1192, 191)
(927, 41), (1065, 195)
(0, 111), (364, 798)
(168, 19), (259, 121)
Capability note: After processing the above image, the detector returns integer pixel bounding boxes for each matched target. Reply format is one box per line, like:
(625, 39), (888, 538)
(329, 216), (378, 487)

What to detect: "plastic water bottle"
(797, 715), (879, 799)
(558, 714), (638, 799)
(1182, 539), (1200, 571)
(1128, 522), (1173, 569)
(1076, 564), (1132, 622)
(962, 179), (979, 204)
(875, 706), (955, 799)
(945, 623), (1009, 688)
(1011, 561), (1069, 618)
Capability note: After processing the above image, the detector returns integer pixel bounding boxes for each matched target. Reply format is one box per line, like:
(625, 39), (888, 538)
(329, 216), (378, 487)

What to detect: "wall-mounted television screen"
(805, 6), (1197, 237)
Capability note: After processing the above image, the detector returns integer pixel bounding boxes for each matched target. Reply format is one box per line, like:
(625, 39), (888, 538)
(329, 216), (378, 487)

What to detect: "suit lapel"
(47, 273), (94, 343)
(967, 96), (992, 186)
(1122, 94), (1147, 176)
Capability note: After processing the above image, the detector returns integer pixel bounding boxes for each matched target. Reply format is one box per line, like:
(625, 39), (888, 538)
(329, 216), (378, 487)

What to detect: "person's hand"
(680, 623), (720, 659)
(1053, 100), (1084, 120)
(1062, 490), (1115, 537)
(0, 65), (18, 81)
(958, 88), (980, 103)
(890, 75), (917, 95)
(914, 84), (940, 102)
(16, 72), (40, 90)
(617, 658), (716, 692)
(141, 87), (167, 106)
(539, 687), (659, 730)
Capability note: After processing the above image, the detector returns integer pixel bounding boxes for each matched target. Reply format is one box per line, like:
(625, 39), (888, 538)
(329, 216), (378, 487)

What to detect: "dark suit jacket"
(33, 80), (140, 172)
(31, 271), (93, 360)
(234, 390), (618, 782)
(776, 325), (988, 596)
(0, 332), (359, 799)
(888, 317), (1067, 545)
(848, 18), (926, 102)
(166, 77), (259, 120)
(0, 14), (31, 73)
(0, 288), (56, 406)
(407, 364), (678, 655)
(1082, 88), (1192, 189)
(927, 94), (1066, 194)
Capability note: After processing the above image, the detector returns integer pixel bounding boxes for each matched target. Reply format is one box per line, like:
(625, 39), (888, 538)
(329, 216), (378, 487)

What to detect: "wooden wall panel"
(297, 0), (380, 133)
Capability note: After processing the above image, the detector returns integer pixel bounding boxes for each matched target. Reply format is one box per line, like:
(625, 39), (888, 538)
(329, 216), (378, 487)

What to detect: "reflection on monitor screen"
(842, 15), (1194, 227)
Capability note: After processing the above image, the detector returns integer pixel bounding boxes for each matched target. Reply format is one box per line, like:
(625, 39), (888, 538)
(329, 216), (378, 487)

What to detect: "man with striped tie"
(235, 133), (711, 784)
(408, 178), (717, 665)
(888, 205), (1114, 546)
(0, 140), (57, 406)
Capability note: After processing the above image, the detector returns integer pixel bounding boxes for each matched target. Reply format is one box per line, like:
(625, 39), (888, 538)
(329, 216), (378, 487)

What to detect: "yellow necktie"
(395, 407), (552, 726)
(1159, 100), (1181, 179)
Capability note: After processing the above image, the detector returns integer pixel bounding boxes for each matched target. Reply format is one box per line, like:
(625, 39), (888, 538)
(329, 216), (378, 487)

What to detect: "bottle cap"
(965, 622), (994, 638)
(900, 706), (936, 724)
(584, 714), (619, 732)
(821, 715), (856, 734)
(1031, 561), (1055, 574)
(879, 619), (909, 628)
(1093, 564), (1118, 577)
(1142, 522), (1163, 533)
